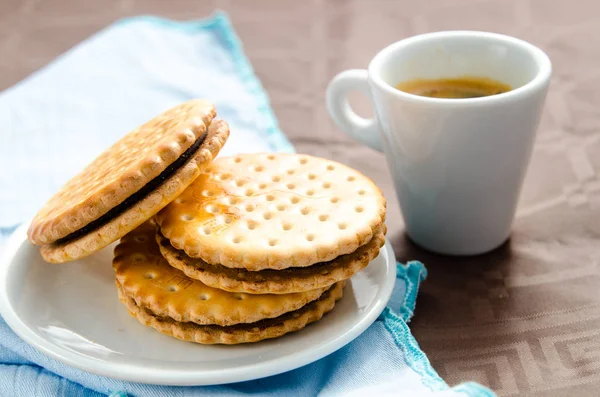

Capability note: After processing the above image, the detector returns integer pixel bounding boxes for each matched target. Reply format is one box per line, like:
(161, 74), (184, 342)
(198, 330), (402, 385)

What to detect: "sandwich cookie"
(156, 224), (386, 294)
(28, 100), (229, 263)
(117, 281), (344, 345)
(114, 221), (342, 344)
(114, 221), (328, 326)
(156, 153), (387, 271)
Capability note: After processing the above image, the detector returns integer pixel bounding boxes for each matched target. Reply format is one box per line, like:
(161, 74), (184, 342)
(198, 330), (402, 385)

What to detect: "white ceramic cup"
(326, 31), (551, 255)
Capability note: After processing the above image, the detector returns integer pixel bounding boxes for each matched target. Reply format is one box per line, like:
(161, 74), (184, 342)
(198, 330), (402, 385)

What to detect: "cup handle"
(326, 69), (382, 152)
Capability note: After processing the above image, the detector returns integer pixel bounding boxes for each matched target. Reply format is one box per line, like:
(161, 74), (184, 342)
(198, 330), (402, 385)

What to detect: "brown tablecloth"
(1, 0), (599, 395)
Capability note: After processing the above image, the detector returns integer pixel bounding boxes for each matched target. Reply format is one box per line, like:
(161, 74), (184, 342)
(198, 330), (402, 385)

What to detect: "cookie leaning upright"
(28, 100), (230, 263)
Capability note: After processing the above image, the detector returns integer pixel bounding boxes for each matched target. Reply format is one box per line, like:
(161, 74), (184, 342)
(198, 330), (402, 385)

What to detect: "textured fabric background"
(0, 1), (599, 396)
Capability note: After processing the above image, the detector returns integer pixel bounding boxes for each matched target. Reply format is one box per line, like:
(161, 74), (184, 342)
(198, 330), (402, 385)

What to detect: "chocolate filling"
(157, 230), (377, 281)
(55, 132), (208, 245)
(135, 282), (339, 331)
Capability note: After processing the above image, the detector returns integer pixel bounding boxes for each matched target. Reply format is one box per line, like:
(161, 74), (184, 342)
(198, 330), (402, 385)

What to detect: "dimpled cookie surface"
(38, 117), (229, 264)
(114, 221), (327, 326)
(118, 280), (345, 344)
(156, 153), (386, 270)
(28, 100), (217, 245)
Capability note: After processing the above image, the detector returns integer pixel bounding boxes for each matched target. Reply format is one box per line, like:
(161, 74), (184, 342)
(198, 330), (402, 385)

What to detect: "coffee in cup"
(326, 31), (551, 255)
(395, 76), (511, 99)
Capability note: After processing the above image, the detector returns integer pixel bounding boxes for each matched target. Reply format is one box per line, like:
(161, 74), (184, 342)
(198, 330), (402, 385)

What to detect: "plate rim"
(0, 223), (396, 386)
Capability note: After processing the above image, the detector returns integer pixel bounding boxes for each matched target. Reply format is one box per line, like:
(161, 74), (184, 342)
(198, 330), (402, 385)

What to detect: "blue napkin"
(0, 12), (494, 397)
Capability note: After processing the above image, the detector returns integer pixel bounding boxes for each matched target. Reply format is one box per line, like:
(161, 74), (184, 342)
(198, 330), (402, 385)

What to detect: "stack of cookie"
(115, 153), (386, 344)
(26, 99), (387, 345)
(113, 221), (346, 344)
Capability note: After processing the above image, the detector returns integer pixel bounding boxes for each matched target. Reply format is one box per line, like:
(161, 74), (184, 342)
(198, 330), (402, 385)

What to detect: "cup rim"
(368, 31), (552, 105)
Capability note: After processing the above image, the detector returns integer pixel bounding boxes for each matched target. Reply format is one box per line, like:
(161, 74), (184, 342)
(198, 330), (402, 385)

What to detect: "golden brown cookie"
(114, 221), (327, 326)
(31, 100), (229, 263)
(118, 280), (344, 344)
(157, 224), (386, 294)
(156, 153), (386, 270)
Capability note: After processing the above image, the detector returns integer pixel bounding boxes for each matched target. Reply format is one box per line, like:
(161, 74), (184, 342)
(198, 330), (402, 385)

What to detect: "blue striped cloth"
(0, 12), (494, 397)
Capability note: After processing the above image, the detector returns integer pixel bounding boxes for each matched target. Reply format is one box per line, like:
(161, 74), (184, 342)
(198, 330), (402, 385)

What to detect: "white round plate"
(0, 224), (396, 386)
